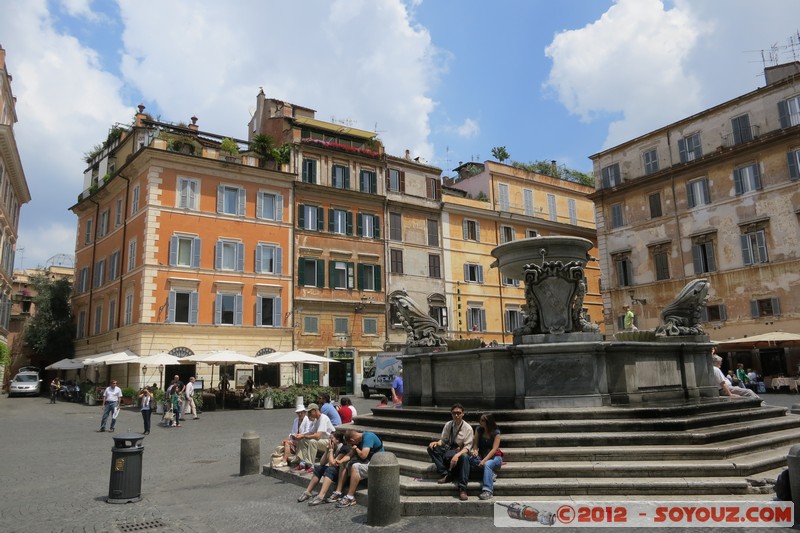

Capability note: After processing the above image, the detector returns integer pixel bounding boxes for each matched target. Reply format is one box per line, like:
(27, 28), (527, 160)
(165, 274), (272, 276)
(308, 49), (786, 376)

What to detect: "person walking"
(138, 386), (153, 435)
(170, 383), (182, 428)
(50, 377), (61, 404)
(184, 377), (199, 420)
(99, 380), (123, 432)
(623, 305), (637, 331)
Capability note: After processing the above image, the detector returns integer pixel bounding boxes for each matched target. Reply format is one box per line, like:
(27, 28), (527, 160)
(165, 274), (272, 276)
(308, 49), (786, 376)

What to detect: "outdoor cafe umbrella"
(180, 350), (264, 409)
(257, 350), (338, 385)
(136, 352), (184, 389)
(83, 350), (140, 387)
(45, 358), (87, 371)
(717, 331), (800, 348)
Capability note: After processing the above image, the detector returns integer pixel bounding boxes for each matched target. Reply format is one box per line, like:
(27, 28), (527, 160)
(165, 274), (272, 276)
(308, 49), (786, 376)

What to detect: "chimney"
(135, 104), (147, 127)
(405, 149), (411, 160)
(551, 160), (557, 174)
(188, 116), (199, 132)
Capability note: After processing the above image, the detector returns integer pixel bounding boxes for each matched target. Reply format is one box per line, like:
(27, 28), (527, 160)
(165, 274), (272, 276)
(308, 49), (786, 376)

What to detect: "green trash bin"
(107, 432), (145, 504)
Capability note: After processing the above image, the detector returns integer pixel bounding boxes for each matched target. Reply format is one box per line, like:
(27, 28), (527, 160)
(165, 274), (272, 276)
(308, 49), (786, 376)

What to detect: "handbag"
(163, 409), (175, 422)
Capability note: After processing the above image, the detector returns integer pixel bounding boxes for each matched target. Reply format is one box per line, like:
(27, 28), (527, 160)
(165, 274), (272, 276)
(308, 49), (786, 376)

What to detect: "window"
(464, 263), (484, 283)
(788, 149), (800, 181)
(430, 305), (448, 329)
(611, 203), (624, 228)
(358, 264), (381, 291)
(654, 251), (670, 281)
(360, 170), (377, 193)
(256, 295), (282, 327)
(643, 148), (659, 175)
(519, 190), (534, 217)
(733, 163), (761, 195)
(568, 198), (577, 225)
(215, 293), (243, 325)
(124, 291), (134, 326)
(108, 250), (119, 281)
(332, 164), (349, 189)
(334, 317), (349, 335)
(363, 317), (378, 335)
(387, 169), (403, 192)
(701, 304), (727, 322)
(78, 267), (89, 293)
(170, 235), (201, 268)
(678, 132), (702, 163)
(505, 308), (524, 332)
(741, 229), (768, 265)
(687, 177), (710, 208)
(94, 259), (106, 288)
(778, 95), (800, 128)
(131, 185), (140, 213)
(462, 219), (480, 242)
(298, 204), (324, 231)
(467, 306), (486, 332)
(426, 177), (441, 200)
(389, 212), (402, 241)
(77, 310), (86, 339)
(498, 183), (509, 211)
(115, 198), (123, 227)
(614, 255), (633, 287)
(731, 114), (752, 145)
(427, 219), (439, 247)
(428, 254), (441, 278)
(503, 275), (519, 287)
(217, 185), (245, 216)
(84, 218), (93, 244)
(94, 305), (103, 335)
(299, 258), (325, 288)
(257, 191), (283, 221)
(99, 210), (109, 237)
(357, 213), (380, 238)
(526, 229), (538, 238)
(329, 208), (352, 235)
(649, 192), (662, 218)
(601, 163), (621, 188)
(302, 159), (317, 183)
(390, 249), (404, 274)
(108, 299), (116, 331)
(168, 290), (199, 324)
(304, 316), (319, 334)
(329, 261), (354, 289)
(547, 194), (557, 222)
(500, 225), (514, 244)
(215, 240), (244, 271)
(178, 177), (199, 210)
(751, 298), (781, 318)
(255, 244), (282, 274)
(692, 239), (717, 273)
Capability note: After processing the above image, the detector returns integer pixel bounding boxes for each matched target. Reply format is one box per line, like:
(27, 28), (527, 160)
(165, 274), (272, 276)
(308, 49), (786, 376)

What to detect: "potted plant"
(219, 137), (240, 161)
(249, 134), (275, 168)
(85, 386), (97, 405)
(153, 388), (166, 414)
(121, 387), (137, 406)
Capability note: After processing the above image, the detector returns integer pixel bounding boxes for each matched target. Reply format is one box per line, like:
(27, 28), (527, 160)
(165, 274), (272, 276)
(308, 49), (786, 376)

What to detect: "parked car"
(9, 372), (42, 397)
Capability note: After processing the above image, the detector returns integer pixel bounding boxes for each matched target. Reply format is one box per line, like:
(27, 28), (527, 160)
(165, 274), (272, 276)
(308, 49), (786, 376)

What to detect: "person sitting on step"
(469, 413), (503, 500)
(333, 428), (384, 508)
(427, 403), (473, 501)
(297, 431), (352, 505)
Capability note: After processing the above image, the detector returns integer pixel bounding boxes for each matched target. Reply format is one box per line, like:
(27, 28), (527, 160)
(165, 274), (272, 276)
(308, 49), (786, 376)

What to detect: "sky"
(1, 0), (799, 270)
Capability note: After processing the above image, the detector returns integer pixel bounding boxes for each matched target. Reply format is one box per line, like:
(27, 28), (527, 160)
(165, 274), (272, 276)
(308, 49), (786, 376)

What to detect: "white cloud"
(59, 0), (101, 21)
(455, 118), (480, 139)
(545, 0), (800, 149)
(17, 222), (76, 269)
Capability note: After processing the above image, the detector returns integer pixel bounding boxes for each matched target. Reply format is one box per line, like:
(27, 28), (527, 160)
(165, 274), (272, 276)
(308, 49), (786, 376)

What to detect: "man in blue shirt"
(391, 370), (403, 407)
(334, 429), (384, 508)
(319, 392), (342, 426)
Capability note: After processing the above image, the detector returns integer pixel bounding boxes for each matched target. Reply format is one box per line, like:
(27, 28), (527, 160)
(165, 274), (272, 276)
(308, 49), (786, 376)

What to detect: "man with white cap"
(294, 403), (336, 474)
(275, 404), (310, 468)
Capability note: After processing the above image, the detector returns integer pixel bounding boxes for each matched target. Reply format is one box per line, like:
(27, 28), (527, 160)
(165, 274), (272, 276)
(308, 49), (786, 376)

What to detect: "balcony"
(722, 124), (760, 148)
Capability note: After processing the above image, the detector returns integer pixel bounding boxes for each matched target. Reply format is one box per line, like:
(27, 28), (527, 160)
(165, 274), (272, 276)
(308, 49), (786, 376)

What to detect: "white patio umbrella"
(180, 350), (264, 409)
(45, 358), (87, 370)
(136, 353), (184, 389)
(258, 350), (338, 385)
(83, 350), (140, 387)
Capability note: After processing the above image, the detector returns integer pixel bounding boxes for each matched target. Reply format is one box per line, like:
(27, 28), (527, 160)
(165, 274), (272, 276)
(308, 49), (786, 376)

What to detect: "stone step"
(356, 405), (788, 434)
(381, 426), (800, 462)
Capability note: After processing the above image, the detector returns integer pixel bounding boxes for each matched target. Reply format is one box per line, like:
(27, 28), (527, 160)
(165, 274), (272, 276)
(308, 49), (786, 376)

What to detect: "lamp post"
(142, 364), (148, 390)
(158, 364), (164, 390)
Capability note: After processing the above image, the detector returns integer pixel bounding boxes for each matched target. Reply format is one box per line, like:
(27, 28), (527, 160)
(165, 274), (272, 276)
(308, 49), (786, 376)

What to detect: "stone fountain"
(400, 236), (718, 409)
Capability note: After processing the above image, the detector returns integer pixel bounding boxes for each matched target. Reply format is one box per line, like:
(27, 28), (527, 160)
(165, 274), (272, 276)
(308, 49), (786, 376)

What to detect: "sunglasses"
(451, 411), (463, 416)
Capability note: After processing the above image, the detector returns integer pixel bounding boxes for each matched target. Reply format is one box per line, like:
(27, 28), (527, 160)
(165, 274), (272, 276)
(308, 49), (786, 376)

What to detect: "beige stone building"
(589, 62), (800, 375)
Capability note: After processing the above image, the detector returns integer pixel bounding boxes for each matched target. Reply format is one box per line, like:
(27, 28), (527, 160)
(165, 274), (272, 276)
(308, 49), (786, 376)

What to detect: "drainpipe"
(86, 198), (100, 338)
(116, 175), (130, 330)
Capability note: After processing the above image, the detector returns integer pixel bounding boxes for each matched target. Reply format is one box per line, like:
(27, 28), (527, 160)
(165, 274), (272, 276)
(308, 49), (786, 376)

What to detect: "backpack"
(775, 469), (791, 501)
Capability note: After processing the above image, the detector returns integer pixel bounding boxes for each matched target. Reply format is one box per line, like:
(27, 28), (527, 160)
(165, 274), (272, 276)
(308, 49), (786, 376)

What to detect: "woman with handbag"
(427, 403), (473, 500)
(469, 413), (503, 500)
(170, 385), (182, 428)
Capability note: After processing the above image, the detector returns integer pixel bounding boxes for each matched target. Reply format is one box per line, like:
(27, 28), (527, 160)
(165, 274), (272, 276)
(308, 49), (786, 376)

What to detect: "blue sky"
(1, 0), (799, 269)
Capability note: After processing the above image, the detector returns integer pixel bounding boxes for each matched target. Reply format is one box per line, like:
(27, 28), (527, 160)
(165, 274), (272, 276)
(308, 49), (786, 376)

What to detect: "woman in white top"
(138, 386), (153, 435)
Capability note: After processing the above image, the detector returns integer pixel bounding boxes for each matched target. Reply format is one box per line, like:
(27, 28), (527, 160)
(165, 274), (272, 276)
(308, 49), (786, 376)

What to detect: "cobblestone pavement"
(1, 392), (795, 532)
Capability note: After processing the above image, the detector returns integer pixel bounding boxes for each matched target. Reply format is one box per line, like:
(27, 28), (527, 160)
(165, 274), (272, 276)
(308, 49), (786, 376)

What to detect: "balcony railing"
(722, 124), (760, 148)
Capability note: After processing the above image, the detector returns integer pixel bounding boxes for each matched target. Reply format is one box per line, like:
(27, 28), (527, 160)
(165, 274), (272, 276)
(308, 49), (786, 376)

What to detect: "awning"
(718, 331), (800, 348)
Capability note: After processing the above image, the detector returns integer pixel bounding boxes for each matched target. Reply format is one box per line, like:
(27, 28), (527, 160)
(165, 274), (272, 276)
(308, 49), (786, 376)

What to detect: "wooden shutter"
(347, 262), (355, 289)
(316, 259), (325, 287)
(357, 264), (364, 290)
(741, 235), (753, 265)
(256, 192), (263, 218)
(275, 247), (282, 275)
(256, 296), (263, 325)
(778, 100), (790, 128)
(169, 236), (178, 266)
(255, 244), (263, 272)
(192, 237), (201, 268)
(217, 185), (224, 212)
(328, 208), (335, 232)
(189, 292), (198, 324)
(750, 300), (759, 318)
(374, 265), (381, 291)
(733, 167), (744, 195)
(400, 171), (406, 193)
(356, 213), (363, 237)
(273, 297), (282, 326)
(788, 151), (800, 181)
(298, 258), (305, 286)
(237, 242), (244, 272)
(317, 207), (325, 231)
(373, 215), (380, 239)
(298, 204), (305, 228)
(214, 294), (222, 324)
(346, 211), (353, 235)
(215, 241), (222, 269)
(167, 291), (176, 323)
(275, 193), (283, 220)
(235, 295), (243, 325)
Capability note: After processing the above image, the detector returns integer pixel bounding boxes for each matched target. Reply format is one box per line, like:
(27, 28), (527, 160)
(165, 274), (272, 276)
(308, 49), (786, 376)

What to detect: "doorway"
(328, 359), (354, 395)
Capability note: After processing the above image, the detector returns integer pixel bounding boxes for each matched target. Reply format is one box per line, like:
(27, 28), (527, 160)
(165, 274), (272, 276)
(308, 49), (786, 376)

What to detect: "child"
(296, 431), (352, 505)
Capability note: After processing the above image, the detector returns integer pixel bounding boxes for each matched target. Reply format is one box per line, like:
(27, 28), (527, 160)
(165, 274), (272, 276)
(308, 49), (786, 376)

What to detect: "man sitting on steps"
(294, 403), (335, 474)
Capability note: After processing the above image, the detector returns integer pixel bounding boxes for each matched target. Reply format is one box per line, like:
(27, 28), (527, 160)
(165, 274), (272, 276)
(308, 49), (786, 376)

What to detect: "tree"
(512, 159), (594, 187)
(249, 134), (275, 167)
(23, 276), (75, 365)
(491, 146), (510, 163)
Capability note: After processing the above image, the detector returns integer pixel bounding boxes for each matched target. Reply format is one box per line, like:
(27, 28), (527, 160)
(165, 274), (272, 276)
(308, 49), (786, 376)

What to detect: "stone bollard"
(787, 445), (800, 527)
(240, 431), (260, 476)
(367, 452), (401, 527)
(791, 404), (800, 415)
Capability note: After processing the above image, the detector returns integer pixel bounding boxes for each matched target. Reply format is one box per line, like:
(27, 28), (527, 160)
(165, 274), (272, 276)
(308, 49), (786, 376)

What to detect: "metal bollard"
(240, 431), (260, 476)
(787, 445), (800, 527)
(367, 452), (401, 527)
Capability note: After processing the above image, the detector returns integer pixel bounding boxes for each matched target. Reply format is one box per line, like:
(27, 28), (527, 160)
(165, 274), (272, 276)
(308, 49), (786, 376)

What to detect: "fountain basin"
(490, 236), (594, 280)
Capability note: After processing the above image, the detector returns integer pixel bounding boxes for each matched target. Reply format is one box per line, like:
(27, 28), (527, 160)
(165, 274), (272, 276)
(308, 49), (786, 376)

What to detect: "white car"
(8, 372), (42, 397)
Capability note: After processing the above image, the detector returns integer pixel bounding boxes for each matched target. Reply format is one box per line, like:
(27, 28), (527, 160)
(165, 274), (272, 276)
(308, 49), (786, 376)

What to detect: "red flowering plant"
(301, 138), (380, 158)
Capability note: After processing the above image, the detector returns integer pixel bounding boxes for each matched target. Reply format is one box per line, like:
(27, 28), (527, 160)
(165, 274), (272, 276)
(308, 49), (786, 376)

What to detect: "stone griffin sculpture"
(655, 278), (710, 336)
(390, 290), (447, 348)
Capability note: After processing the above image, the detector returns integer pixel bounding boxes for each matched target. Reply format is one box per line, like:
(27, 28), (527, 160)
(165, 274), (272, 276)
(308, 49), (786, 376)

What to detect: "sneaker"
(492, 472), (498, 482)
(308, 496), (326, 506)
(293, 463), (306, 471)
(479, 490), (493, 500)
(98, 428), (106, 432)
(109, 428), (115, 433)
(297, 492), (312, 503)
(275, 462), (288, 468)
(459, 490), (468, 501)
(325, 491), (342, 503)
(336, 496), (357, 508)
(304, 466), (314, 474)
